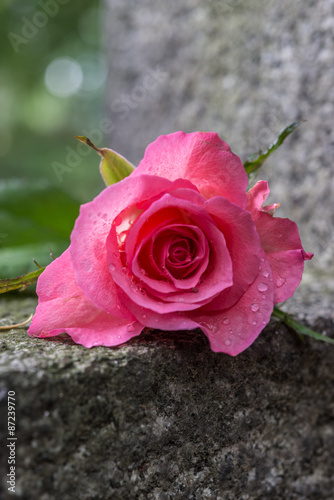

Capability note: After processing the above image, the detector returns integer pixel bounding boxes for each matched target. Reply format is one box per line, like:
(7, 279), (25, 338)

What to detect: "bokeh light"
(44, 57), (83, 98)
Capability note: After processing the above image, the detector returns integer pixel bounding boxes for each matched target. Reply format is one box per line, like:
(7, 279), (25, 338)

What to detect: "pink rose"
(28, 132), (313, 355)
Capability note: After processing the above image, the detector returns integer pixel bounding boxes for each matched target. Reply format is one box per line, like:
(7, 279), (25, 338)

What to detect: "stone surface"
(0, 294), (334, 499)
(104, 0), (334, 276)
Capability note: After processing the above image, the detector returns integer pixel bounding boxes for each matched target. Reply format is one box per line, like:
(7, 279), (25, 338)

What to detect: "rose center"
(168, 238), (194, 265)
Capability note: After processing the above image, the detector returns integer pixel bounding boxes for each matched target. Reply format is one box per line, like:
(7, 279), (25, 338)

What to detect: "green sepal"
(243, 121), (303, 179)
(75, 136), (135, 186)
(0, 266), (45, 294)
(272, 307), (334, 345)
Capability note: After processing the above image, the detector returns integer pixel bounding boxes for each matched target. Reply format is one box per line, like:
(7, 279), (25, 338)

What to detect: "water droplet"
(132, 286), (139, 294)
(127, 324), (135, 332)
(80, 259), (92, 271)
(228, 328), (233, 334)
(223, 318), (230, 325)
(200, 321), (212, 331)
(225, 339), (231, 346)
(142, 314), (147, 319)
(252, 320), (257, 325)
(260, 257), (265, 262)
(276, 277), (286, 287)
(119, 231), (127, 244)
(251, 303), (259, 312)
(263, 270), (269, 278)
(110, 263), (116, 271)
(113, 215), (122, 226)
(257, 282), (268, 292)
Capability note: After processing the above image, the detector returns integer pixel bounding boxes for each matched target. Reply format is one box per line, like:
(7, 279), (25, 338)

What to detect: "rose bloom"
(28, 132), (313, 355)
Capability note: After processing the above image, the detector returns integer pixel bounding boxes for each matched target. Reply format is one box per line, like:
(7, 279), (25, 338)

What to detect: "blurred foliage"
(0, 0), (108, 279)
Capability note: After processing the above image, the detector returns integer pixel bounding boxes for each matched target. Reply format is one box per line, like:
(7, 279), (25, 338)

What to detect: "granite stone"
(0, 294), (333, 499)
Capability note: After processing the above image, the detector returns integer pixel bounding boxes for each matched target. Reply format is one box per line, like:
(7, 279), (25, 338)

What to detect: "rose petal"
(247, 181), (313, 303)
(132, 224), (209, 291)
(28, 249), (143, 347)
(191, 250), (274, 356)
(133, 131), (248, 207)
(115, 286), (200, 330)
(201, 196), (262, 311)
(70, 175), (195, 315)
(107, 191), (233, 313)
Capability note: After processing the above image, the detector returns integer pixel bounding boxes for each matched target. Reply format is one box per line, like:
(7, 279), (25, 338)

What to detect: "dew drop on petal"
(263, 270), (270, 278)
(257, 282), (269, 292)
(223, 318), (230, 325)
(119, 231), (127, 244)
(127, 324), (135, 332)
(225, 339), (231, 346)
(251, 303), (259, 312)
(252, 320), (257, 325)
(142, 314), (147, 319)
(80, 259), (92, 271)
(113, 215), (123, 226)
(276, 277), (286, 287)
(110, 263), (116, 271)
(200, 321), (212, 331)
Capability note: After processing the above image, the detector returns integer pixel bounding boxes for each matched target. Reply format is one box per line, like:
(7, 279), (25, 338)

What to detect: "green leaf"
(75, 136), (135, 186)
(243, 121), (303, 178)
(0, 267), (45, 294)
(0, 180), (80, 278)
(272, 307), (334, 345)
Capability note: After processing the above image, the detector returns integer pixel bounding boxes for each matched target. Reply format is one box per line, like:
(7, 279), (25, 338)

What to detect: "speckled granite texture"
(0, 294), (333, 499)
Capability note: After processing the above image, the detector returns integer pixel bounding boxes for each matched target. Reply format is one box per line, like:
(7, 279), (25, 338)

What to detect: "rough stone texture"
(1, 294), (334, 500)
(104, 0), (334, 274)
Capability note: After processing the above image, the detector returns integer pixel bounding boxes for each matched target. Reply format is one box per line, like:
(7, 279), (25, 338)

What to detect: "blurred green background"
(0, 0), (107, 279)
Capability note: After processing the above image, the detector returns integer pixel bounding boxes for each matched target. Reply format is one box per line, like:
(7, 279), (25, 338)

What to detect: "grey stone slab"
(0, 295), (333, 499)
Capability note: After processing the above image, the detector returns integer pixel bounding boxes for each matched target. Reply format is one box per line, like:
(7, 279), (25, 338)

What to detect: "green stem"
(272, 307), (334, 345)
(0, 267), (45, 294)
